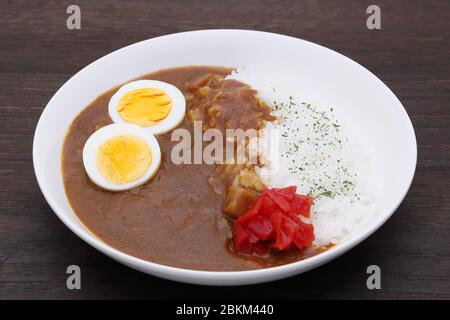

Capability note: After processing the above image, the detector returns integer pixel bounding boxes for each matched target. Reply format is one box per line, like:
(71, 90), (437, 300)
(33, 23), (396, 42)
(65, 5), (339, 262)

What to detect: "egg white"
(108, 80), (186, 135)
(82, 123), (161, 191)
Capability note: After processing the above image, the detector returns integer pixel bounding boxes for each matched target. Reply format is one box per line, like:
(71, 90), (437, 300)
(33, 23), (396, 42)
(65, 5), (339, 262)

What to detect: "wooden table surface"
(0, 0), (449, 300)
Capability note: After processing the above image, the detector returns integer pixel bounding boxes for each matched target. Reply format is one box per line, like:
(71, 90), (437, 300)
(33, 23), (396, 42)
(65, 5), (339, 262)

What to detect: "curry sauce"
(62, 66), (322, 271)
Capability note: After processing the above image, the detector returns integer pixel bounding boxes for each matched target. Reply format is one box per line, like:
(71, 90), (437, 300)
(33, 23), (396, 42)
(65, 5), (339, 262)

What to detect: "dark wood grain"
(0, 0), (449, 300)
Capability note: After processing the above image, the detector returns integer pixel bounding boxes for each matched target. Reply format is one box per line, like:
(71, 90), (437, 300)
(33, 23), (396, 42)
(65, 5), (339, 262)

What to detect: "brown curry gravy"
(62, 66), (324, 271)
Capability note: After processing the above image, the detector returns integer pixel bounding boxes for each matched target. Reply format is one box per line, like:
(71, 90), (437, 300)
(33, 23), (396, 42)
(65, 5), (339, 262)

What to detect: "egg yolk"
(97, 135), (152, 184)
(117, 88), (172, 126)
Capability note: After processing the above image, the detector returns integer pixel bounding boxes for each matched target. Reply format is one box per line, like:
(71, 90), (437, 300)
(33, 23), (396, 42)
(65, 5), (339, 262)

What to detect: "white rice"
(227, 68), (376, 247)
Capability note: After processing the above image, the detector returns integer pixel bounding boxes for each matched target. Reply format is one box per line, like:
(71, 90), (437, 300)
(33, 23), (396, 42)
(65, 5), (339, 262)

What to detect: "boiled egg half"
(83, 123), (161, 191)
(108, 80), (185, 135)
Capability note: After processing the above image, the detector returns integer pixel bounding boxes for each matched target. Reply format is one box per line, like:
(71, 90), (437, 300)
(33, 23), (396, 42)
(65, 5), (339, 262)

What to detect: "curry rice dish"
(62, 66), (355, 271)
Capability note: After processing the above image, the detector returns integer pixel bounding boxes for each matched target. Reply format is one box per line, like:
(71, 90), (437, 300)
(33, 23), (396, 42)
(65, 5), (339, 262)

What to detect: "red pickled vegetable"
(291, 194), (314, 218)
(232, 186), (315, 255)
(266, 188), (291, 213)
(233, 223), (250, 253)
(248, 215), (273, 240)
(272, 186), (296, 201)
(236, 196), (263, 224)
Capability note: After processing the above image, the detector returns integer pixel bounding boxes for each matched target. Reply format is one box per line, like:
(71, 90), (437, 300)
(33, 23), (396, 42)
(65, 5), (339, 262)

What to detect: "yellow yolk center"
(117, 88), (172, 126)
(97, 135), (152, 184)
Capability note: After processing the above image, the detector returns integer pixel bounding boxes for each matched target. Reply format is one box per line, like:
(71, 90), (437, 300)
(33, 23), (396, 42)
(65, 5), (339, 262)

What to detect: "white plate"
(33, 30), (417, 286)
